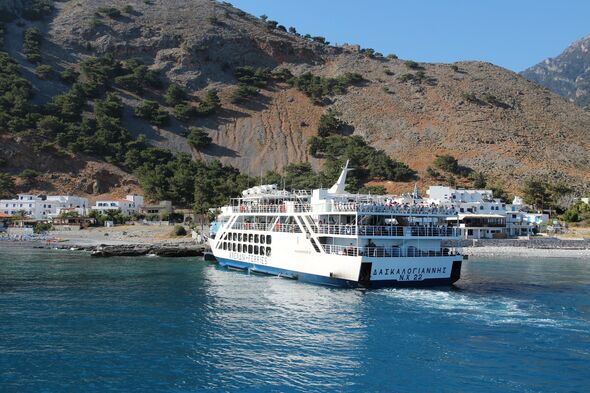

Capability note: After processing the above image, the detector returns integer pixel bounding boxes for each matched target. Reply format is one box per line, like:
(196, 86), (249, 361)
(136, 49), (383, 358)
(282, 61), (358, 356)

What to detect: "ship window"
(223, 242), (227, 250)
(233, 233), (237, 241)
(248, 245), (253, 254)
(260, 235), (266, 244)
(266, 247), (271, 257)
(254, 234), (259, 243)
(260, 246), (265, 256)
(238, 233), (243, 242)
(238, 244), (242, 252)
(254, 245), (259, 255)
(232, 243), (236, 251)
(249, 234), (253, 243)
(266, 235), (272, 244)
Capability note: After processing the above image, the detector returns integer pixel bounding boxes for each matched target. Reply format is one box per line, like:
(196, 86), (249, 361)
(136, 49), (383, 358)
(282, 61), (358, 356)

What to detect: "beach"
(463, 246), (590, 258)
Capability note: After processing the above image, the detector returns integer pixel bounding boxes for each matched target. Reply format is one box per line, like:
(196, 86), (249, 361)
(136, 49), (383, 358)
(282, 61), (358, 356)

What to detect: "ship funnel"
(328, 159), (352, 194)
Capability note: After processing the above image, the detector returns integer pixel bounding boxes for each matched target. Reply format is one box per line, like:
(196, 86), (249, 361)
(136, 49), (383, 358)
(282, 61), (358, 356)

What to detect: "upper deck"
(219, 161), (457, 218)
(222, 200), (456, 217)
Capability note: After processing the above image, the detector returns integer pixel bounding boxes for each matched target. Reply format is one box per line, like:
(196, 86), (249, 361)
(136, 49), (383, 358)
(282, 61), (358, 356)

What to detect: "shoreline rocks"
(44, 243), (209, 257)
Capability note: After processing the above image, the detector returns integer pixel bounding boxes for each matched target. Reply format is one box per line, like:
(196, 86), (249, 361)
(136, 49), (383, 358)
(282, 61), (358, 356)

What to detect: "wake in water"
(374, 287), (587, 332)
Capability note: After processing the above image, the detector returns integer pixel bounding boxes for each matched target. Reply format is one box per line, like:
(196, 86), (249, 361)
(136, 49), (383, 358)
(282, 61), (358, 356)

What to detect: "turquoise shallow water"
(0, 247), (589, 392)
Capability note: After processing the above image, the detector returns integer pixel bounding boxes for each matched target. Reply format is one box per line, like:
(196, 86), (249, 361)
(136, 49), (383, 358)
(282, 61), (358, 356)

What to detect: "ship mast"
(328, 160), (352, 194)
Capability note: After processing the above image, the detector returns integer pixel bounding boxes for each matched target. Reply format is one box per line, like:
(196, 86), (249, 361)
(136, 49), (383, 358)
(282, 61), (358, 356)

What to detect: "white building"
(0, 194), (89, 220)
(426, 186), (535, 239)
(91, 195), (144, 216)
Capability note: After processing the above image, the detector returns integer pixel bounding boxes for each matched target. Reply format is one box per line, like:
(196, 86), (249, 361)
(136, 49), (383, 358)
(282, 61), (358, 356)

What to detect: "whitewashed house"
(0, 194), (90, 220)
(91, 195), (144, 216)
(426, 186), (534, 239)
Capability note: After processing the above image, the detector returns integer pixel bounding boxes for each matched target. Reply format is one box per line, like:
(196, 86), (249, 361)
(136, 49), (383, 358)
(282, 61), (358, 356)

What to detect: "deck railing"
(228, 202), (456, 215)
(229, 223), (458, 237)
(321, 244), (459, 258)
(329, 203), (456, 215)
(315, 225), (458, 237)
(230, 204), (311, 214)
(230, 222), (302, 233)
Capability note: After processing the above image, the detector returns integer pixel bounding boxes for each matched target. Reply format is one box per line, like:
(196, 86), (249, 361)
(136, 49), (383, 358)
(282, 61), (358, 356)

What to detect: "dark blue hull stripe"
(215, 257), (456, 288)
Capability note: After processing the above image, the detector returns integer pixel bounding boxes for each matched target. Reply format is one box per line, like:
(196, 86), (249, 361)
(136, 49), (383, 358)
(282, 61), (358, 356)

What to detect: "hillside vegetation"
(0, 0), (589, 208)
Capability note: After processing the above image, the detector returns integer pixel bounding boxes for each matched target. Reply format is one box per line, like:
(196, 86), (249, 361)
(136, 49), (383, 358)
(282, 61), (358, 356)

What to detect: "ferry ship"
(208, 162), (463, 287)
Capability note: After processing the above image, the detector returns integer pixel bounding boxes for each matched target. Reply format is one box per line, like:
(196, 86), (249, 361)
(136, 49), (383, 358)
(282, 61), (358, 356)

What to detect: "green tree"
(60, 67), (79, 84)
(283, 162), (320, 190)
(35, 64), (53, 79)
(174, 103), (196, 122)
(522, 179), (552, 210)
(469, 172), (487, 188)
(317, 109), (343, 137)
(489, 183), (510, 203)
(23, 27), (42, 63)
(22, 0), (55, 20)
(187, 127), (212, 150)
(36, 115), (63, 137)
(433, 154), (459, 174)
(560, 201), (590, 223)
(134, 100), (169, 126)
(18, 169), (40, 186)
(164, 84), (187, 106)
(230, 84), (259, 104)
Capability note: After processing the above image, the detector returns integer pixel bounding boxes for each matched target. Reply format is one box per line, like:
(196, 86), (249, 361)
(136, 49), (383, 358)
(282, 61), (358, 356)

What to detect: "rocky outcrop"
(88, 244), (208, 257)
(521, 35), (590, 109)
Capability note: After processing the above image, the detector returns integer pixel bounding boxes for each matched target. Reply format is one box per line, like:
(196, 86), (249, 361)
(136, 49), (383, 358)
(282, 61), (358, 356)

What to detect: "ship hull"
(215, 256), (462, 288)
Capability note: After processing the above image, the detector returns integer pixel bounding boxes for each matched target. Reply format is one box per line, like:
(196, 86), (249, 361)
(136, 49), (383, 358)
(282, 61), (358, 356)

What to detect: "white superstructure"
(209, 162), (463, 288)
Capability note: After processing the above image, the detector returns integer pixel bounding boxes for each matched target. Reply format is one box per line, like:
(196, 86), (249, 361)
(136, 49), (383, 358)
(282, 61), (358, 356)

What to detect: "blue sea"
(0, 246), (589, 392)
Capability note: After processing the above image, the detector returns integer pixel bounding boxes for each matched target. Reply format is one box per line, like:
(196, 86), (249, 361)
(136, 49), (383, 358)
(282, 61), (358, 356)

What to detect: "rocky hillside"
(521, 34), (590, 109)
(1, 0), (589, 201)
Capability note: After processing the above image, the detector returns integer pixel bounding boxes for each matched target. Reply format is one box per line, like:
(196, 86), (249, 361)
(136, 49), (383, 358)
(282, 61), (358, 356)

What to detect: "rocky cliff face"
(521, 35), (590, 109)
(2, 0), (590, 196)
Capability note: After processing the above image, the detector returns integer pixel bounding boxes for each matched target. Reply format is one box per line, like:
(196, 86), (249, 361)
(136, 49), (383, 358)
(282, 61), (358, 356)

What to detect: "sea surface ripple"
(0, 247), (589, 392)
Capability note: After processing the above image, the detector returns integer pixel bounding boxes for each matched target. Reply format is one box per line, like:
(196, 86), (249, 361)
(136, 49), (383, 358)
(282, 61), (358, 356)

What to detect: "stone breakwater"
(46, 243), (209, 257)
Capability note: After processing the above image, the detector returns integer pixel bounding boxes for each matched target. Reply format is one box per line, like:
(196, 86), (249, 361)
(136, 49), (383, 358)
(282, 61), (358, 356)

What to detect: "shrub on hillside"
(404, 60), (422, 70)
(230, 84), (259, 104)
(59, 67), (79, 84)
(433, 155), (459, 174)
(35, 64), (53, 79)
(23, 27), (42, 63)
(134, 100), (170, 126)
(18, 169), (40, 185)
(22, 0), (55, 21)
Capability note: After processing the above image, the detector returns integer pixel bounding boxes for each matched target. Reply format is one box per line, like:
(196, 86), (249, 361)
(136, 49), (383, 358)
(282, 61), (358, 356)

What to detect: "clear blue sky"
(229, 0), (590, 72)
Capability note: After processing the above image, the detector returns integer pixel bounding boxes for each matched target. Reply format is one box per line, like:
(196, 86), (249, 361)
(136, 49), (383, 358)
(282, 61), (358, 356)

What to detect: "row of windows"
(221, 242), (272, 256)
(222, 232), (272, 245)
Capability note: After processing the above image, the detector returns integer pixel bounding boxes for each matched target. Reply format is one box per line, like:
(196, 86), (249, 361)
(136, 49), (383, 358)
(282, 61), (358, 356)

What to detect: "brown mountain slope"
(3, 0), (590, 195)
